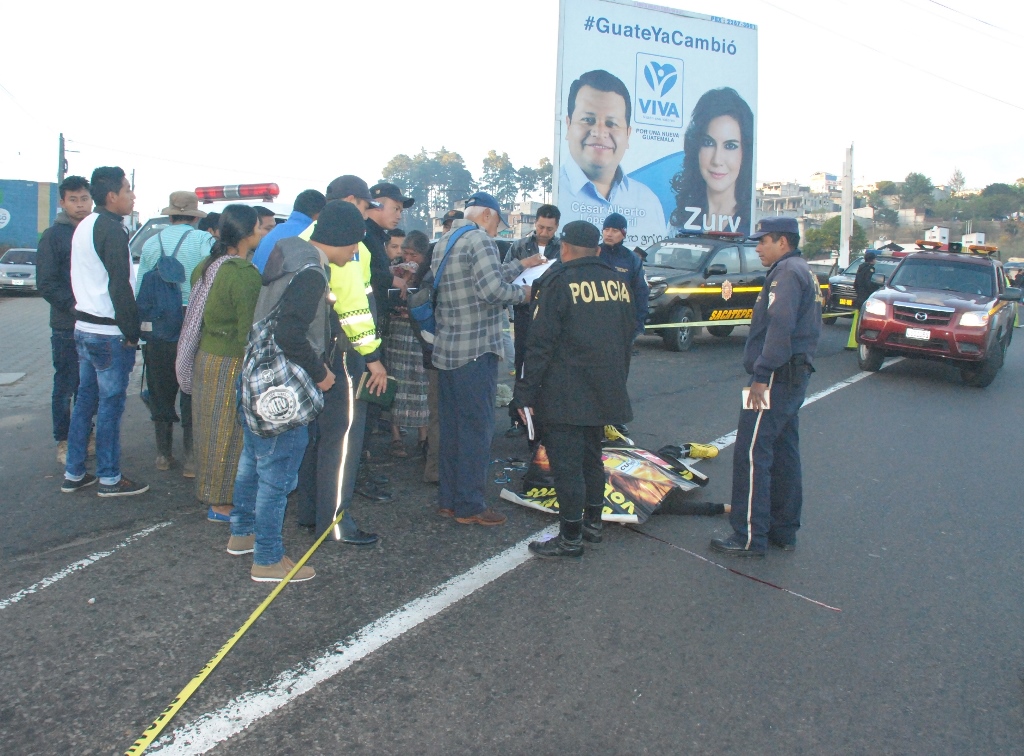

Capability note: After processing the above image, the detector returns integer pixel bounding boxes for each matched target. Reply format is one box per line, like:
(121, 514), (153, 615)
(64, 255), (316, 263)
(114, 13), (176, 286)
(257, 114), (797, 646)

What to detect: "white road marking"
(148, 524), (558, 754)
(0, 522), (172, 611)
(148, 360), (904, 751)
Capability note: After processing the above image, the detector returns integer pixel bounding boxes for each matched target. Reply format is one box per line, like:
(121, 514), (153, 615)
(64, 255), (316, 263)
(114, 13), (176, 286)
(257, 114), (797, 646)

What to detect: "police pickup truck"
(644, 233), (829, 351)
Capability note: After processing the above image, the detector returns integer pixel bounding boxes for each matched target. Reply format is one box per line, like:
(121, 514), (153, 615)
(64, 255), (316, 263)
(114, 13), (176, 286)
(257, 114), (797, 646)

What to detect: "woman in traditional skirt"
(189, 205), (263, 520)
(385, 230), (431, 457)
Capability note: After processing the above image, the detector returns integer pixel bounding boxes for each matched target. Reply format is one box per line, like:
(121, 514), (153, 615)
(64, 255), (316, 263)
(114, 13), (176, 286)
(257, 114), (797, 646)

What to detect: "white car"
(0, 248), (38, 292)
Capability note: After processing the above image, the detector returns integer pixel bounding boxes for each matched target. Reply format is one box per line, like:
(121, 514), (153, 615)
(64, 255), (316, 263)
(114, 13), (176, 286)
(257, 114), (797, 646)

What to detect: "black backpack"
(137, 229), (190, 342)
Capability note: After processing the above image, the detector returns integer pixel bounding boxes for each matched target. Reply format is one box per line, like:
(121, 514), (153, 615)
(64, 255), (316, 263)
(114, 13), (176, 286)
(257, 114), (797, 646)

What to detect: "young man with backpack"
(135, 191), (215, 474)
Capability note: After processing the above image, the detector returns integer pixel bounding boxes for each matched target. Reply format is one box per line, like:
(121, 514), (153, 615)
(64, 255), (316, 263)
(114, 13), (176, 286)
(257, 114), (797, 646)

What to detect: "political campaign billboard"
(554, 0), (758, 248)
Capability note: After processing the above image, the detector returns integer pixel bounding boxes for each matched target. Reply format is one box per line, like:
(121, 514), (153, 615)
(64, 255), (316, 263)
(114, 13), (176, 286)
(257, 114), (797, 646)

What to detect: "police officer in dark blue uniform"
(514, 221), (635, 559)
(710, 217), (822, 557)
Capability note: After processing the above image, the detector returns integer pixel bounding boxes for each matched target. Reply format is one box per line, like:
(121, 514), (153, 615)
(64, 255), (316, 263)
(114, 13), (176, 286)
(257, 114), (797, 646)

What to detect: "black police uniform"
(853, 258), (878, 308)
(514, 256), (634, 539)
(722, 249), (822, 553)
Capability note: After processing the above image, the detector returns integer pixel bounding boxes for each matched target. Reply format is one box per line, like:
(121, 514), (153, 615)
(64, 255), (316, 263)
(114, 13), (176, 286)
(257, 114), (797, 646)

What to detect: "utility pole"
(57, 133), (67, 184)
(839, 144), (854, 268)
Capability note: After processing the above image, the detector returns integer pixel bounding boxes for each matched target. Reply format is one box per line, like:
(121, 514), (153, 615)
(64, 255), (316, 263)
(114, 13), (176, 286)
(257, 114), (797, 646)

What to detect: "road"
(0, 292), (1021, 755)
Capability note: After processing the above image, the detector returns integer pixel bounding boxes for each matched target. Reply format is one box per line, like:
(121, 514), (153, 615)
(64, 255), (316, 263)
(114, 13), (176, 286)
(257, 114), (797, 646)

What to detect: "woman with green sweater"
(189, 205), (263, 521)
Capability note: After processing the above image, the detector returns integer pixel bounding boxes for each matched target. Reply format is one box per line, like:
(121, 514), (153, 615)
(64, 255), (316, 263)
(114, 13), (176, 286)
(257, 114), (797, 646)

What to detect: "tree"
(875, 207), (898, 227)
(948, 168), (965, 197)
(899, 172), (934, 207)
(801, 215), (868, 258)
(381, 147), (476, 232)
(516, 166), (539, 202)
(481, 151), (519, 207)
(875, 180), (898, 196)
(537, 157), (553, 198)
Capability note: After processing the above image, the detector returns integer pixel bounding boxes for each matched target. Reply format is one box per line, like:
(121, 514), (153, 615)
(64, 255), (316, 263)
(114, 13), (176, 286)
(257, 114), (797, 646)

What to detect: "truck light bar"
(194, 183), (280, 203)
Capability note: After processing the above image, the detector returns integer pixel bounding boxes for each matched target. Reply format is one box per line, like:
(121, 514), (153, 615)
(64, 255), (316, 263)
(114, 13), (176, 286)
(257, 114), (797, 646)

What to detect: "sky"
(1, 0), (1021, 221)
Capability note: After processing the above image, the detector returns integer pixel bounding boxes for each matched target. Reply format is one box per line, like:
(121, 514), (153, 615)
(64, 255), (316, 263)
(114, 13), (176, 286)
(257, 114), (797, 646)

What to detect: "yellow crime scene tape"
(647, 311), (846, 329)
(124, 505), (347, 755)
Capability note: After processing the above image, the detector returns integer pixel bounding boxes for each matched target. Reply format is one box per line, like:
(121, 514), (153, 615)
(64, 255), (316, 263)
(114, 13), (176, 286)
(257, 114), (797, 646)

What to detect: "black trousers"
(544, 424), (605, 522)
(142, 339), (191, 428)
(508, 305), (530, 424)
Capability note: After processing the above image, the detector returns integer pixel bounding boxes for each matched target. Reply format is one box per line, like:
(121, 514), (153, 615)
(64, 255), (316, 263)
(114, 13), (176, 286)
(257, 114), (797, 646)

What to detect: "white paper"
(513, 261), (553, 287)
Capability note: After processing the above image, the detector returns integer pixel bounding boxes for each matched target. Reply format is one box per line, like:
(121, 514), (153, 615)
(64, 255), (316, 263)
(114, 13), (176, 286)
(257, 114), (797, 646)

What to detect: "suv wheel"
(961, 342), (1004, 388)
(706, 325), (734, 337)
(857, 343), (885, 372)
(663, 304), (697, 352)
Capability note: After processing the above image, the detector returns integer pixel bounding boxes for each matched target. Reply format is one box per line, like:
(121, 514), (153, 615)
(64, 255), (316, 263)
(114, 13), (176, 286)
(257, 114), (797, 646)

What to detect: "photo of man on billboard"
(558, 69), (667, 246)
(669, 87), (754, 236)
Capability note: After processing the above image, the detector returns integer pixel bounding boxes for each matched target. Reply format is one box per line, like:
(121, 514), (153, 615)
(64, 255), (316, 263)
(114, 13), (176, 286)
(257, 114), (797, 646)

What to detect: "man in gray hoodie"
(36, 176), (94, 464)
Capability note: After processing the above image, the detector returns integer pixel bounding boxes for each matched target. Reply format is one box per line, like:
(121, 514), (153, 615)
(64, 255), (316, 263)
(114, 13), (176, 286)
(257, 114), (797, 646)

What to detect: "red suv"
(856, 249), (1021, 387)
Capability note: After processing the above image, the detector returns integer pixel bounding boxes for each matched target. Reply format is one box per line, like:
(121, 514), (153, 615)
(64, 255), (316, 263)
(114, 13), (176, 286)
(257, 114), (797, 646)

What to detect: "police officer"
(847, 249), (880, 349)
(710, 217), (822, 557)
(599, 213), (649, 341)
(514, 221), (635, 559)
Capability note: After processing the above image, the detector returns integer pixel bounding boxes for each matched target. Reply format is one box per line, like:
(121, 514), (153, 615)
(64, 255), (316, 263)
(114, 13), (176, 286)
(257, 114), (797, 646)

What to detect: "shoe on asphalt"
(341, 529), (379, 546)
(56, 440), (68, 465)
(250, 556), (315, 583)
(455, 507), (507, 526)
(685, 442), (719, 460)
(504, 423), (526, 438)
(529, 520), (584, 559)
(227, 534), (255, 555)
(438, 507), (455, 518)
(582, 507), (604, 544)
(61, 473), (97, 493)
(709, 534), (766, 558)
(97, 477), (150, 498)
(182, 454), (196, 479)
(207, 507), (231, 523)
(356, 483), (394, 502)
(155, 454), (173, 471)
(768, 535), (796, 551)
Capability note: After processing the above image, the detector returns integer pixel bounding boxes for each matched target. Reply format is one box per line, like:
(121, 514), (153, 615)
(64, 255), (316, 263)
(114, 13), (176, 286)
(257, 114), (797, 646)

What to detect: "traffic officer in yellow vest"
(711, 216), (822, 557)
(513, 221), (635, 559)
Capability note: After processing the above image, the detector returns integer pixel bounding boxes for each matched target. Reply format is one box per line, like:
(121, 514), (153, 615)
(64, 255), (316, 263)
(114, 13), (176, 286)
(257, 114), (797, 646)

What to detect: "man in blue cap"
(710, 216), (822, 558)
(430, 192), (546, 525)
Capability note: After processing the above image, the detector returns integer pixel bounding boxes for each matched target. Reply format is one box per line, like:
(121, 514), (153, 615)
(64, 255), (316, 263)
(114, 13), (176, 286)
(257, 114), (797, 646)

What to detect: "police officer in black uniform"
(710, 217), (822, 557)
(853, 249), (880, 308)
(514, 221), (635, 559)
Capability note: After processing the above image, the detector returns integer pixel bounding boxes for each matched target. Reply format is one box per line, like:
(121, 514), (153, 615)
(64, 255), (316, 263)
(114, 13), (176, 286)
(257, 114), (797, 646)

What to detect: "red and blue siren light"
(194, 183), (280, 203)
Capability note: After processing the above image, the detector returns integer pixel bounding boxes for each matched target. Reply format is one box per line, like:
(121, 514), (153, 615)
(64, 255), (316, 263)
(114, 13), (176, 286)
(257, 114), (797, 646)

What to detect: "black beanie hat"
(310, 201), (366, 247)
(603, 212), (628, 231)
(560, 220), (600, 249)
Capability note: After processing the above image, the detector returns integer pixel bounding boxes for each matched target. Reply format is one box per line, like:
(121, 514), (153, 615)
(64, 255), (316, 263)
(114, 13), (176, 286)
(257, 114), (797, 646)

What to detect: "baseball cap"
(370, 182), (415, 209)
(463, 191), (508, 229)
(325, 175), (378, 206)
(310, 200), (367, 247)
(864, 250), (878, 260)
(749, 216), (799, 239)
(560, 220), (600, 248)
(603, 213), (628, 231)
(441, 209), (464, 224)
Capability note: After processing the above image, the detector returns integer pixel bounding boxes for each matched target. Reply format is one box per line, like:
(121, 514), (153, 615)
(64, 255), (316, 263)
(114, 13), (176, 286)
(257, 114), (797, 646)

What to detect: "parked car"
(856, 247), (1021, 387)
(0, 248), (38, 292)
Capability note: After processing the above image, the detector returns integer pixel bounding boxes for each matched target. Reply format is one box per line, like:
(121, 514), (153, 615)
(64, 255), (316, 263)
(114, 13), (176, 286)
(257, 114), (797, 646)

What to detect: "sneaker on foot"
(97, 477), (149, 498)
(455, 507), (507, 526)
(155, 455), (173, 471)
(250, 556), (315, 583)
(56, 440), (68, 465)
(226, 534), (255, 554)
(182, 455), (195, 479)
(61, 473), (97, 493)
(685, 442), (719, 459)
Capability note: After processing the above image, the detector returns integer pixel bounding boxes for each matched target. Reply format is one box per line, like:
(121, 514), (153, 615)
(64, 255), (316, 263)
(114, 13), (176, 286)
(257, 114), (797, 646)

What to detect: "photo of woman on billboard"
(669, 87), (754, 236)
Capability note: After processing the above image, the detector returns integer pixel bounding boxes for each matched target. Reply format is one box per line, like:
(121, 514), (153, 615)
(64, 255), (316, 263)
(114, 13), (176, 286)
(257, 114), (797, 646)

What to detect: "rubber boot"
(529, 518), (584, 559)
(845, 310), (859, 350)
(582, 506), (604, 544)
(182, 423), (195, 479)
(154, 421), (174, 471)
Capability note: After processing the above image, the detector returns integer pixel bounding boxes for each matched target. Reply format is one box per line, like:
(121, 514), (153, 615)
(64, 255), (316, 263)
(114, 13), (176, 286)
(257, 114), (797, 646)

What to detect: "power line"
(758, 0), (1024, 114)
(923, 0), (1010, 32)
(894, 0), (1021, 50)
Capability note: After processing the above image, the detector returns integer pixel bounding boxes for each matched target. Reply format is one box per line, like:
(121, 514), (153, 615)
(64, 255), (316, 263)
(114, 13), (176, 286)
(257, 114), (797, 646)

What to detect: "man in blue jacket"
(710, 217), (822, 558)
(251, 189), (327, 273)
(599, 213), (649, 341)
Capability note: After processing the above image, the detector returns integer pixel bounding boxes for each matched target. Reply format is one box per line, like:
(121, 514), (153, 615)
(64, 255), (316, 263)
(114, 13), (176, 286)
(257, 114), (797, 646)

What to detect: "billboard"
(554, 0), (758, 248)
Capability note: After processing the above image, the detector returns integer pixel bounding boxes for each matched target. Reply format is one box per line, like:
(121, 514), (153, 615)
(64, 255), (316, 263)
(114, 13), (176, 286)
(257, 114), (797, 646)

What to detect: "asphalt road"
(1, 294), (1021, 755)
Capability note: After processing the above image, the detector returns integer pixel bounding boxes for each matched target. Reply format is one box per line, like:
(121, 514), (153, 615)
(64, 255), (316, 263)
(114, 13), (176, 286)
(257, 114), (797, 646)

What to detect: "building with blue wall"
(0, 179), (60, 248)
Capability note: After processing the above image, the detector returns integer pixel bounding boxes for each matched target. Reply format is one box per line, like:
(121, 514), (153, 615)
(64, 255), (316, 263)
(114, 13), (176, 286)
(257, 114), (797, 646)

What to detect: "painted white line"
(148, 524), (559, 755)
(703, 359), (904, 453)
(0, 521), (172, 611)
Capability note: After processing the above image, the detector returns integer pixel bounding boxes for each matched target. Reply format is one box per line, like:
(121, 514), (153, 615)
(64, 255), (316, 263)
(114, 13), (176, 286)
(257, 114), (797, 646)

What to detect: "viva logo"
(635, 55), (683, 127)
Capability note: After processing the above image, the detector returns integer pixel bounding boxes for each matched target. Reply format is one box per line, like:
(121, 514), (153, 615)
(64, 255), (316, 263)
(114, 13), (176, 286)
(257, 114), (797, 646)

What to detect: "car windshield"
(0, 249), (36, 265)
(889, 259), (994, 297)
(129, 219), (171, 260)
(646, 241), (712, 270)
(843, 258), (900, 277)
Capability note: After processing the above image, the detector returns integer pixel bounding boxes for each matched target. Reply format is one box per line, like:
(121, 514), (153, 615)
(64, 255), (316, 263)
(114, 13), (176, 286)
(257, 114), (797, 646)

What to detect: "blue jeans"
(438, 353), (498, 518)
(728, 371), (810, 550)
(231, 423), (309, 566)
(51, 328), (80, 442)
(65, 331), (137, 485)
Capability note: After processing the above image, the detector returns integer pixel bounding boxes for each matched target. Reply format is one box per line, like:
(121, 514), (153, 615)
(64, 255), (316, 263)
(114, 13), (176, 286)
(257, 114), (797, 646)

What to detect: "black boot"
(582, 506), (604, 543)
(182, 423), (195, 479)
(154, 421), (174, 471)
(529, 518), (584, 559)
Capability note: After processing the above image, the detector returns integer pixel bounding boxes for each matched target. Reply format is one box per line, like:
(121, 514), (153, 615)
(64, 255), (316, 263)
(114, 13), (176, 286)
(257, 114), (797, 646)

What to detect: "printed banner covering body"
(554, 0), (758, 248)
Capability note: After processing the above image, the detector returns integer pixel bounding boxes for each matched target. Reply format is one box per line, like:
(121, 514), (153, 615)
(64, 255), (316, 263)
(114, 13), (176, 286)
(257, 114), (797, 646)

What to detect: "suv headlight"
(648, 277), (667, 299)
(959, 311), (990, 327)
(863, 299), (887, 316)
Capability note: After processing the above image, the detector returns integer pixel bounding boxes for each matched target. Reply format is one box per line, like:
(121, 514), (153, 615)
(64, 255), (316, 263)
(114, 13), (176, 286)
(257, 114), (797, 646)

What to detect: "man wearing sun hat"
(135, 191), (215, 476)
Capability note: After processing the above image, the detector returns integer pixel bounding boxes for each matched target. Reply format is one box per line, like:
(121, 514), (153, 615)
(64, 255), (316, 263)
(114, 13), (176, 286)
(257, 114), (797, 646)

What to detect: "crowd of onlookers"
(37, 167), (651, 582)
